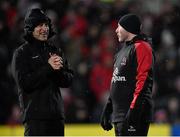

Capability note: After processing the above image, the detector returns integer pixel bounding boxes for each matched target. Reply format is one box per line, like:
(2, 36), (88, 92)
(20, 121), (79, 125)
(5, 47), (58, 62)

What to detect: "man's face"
(115, 24), (129, 42)
(32, 22), (49, 41)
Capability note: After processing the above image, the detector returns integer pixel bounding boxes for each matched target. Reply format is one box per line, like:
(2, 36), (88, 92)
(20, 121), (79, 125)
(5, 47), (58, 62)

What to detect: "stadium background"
(0, 0), (180, 136)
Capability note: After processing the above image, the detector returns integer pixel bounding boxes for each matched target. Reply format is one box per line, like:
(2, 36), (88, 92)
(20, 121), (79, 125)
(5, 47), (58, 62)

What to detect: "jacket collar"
(125, 34), (150, 45)
(28, 37), (47, 50)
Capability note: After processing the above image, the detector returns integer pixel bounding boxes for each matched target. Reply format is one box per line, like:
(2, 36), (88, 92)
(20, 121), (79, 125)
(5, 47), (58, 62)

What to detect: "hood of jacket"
(23, 8), (55, 42)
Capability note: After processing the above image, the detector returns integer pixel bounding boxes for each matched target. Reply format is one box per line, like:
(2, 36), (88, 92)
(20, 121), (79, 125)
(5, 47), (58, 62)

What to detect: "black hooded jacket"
(11, 9), (73, 122)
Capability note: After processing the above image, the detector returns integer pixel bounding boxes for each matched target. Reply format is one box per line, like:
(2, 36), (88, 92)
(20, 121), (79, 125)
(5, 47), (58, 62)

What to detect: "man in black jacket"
(11, 8), (73, 136)
(100, 14), (155, 136)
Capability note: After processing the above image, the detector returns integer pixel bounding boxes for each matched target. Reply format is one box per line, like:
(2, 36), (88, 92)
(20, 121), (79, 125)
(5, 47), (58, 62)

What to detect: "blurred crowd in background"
(0, 0), (180, 125)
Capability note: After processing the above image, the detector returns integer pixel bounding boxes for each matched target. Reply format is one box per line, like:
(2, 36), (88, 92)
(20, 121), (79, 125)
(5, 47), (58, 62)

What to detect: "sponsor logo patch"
(32, 55), (39, 59)
(111, 67), (126, 83)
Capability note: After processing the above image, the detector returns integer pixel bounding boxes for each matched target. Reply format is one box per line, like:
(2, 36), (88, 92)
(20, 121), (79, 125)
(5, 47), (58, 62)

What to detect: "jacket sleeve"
(103, 97), (113, 114)
(130, 42), (153, 109)
(55, 69), (74, 88)
(53, 51), (74, 88)
(11, 49), (54, 93)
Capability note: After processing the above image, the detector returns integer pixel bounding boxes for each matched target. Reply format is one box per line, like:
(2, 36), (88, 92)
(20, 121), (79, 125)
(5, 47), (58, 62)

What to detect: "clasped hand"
(48, 53), (63, 70)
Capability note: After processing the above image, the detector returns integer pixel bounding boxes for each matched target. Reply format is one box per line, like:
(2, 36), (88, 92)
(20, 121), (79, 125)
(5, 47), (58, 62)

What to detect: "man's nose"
(42, 24), (49, 31)
(115, 28), (118, 33)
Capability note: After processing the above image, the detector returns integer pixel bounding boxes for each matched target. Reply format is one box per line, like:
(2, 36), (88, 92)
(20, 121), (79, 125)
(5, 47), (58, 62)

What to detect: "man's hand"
(100, 112), (113, 131)
(100, 99), (113, 131)
(48, 53), (63, 70)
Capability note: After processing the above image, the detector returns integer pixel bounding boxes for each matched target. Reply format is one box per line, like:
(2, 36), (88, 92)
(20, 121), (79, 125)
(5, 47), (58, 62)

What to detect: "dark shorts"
(114, 120), (150, 136)
(24, 119), (64, 136)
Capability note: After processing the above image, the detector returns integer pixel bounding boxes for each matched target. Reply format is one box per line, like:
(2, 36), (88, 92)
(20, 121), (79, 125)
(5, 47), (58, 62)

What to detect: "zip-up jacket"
(11, 39), (73, 122)
(110, 35), (155, 123)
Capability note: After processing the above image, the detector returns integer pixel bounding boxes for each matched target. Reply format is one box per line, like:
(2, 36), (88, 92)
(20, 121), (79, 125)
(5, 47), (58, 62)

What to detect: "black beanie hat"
(24, 8), (55, 41)
(118, 14), (141, 34)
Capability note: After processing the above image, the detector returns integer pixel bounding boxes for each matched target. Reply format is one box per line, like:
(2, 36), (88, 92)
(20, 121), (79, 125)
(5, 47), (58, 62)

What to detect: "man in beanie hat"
(101, 14), (155, 136)
(11, 8), (73, 136)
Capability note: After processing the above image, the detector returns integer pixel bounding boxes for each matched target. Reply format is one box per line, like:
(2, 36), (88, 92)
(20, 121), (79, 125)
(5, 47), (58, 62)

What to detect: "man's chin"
(39, 38), (48, 41)
(118, 38), (123, 42)
(40, 36), (48, 41)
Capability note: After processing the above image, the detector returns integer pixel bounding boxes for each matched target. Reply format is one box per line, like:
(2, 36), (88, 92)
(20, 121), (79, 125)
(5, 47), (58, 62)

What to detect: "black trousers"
(24, 119), (64, 136)
(114, 120), (150, 136)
